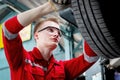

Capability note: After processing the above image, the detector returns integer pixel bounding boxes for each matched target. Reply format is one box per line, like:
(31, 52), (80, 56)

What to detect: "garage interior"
(0, 0), (120, 80)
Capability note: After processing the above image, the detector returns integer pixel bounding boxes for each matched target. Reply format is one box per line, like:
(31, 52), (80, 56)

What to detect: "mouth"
(52, 38), (58, 42)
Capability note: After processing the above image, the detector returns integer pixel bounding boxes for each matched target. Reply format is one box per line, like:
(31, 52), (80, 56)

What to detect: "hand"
(48, 0), (71, 12)
(52, 0), (71, 5)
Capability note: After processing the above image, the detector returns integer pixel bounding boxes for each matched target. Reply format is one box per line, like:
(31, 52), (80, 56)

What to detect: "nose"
(53, 30), (61, 38)
(54, 31), (59, 37)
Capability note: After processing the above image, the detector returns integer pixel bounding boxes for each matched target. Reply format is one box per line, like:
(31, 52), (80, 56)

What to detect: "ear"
(34, 32), (39, 41)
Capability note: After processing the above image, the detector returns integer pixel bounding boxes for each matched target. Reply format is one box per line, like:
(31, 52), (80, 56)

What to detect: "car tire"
(71, 0), (120, 58)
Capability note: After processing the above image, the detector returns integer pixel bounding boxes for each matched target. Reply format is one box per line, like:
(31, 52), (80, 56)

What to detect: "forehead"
(39, 21), (60, 30)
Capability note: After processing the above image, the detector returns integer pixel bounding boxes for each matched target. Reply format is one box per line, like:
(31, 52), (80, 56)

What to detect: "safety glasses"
(38, 26), (62, 37)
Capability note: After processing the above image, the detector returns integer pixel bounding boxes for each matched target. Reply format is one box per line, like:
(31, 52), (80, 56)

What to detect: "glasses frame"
(37, 26), (62, 37)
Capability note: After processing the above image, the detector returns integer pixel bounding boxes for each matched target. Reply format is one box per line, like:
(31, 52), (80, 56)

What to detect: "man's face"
(34, 21), (61, 49)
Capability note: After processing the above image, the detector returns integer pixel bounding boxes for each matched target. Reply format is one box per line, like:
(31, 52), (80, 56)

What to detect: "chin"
(50, 44), (57, 50)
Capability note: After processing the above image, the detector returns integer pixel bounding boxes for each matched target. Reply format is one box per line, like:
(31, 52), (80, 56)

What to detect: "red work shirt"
(2, 16), (98, 80)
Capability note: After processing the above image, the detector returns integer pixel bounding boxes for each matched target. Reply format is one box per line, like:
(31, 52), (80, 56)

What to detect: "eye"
(47, 27), (54, 32)
(46, 27), (62, 37)
(58, 31), (62, 37)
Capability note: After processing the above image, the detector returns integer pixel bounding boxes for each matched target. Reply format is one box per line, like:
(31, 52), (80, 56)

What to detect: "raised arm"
(17, 2), (54, 27)
(63, 40), (99, 80)
(2, 1), (55, 69)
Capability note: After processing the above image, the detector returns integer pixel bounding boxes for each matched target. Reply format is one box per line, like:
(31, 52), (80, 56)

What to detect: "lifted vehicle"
(71, 0), (120, 59)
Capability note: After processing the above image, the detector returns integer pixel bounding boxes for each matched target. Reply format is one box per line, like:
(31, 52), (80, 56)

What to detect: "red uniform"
(2, 16), (98, 80)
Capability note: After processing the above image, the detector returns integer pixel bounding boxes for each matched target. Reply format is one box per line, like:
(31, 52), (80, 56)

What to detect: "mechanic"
(2, 0), (99, 80)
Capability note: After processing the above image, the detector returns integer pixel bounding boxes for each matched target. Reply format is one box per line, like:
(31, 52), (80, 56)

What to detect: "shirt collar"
(31, 47), (59, 65)
(32, 47), (43, 60)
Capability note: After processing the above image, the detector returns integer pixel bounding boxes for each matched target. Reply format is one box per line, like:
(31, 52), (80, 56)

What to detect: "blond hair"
(34, 17), (59, 34)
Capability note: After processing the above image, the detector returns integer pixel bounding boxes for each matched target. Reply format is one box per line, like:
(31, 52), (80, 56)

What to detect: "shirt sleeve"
(2, 16), (25, 69)
(63, 40), (99, 80)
